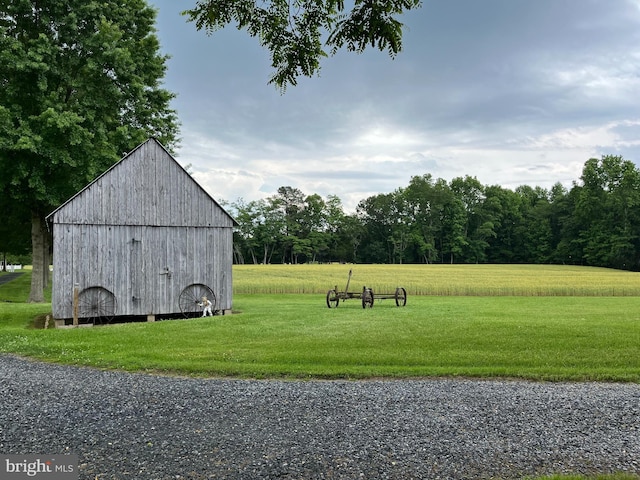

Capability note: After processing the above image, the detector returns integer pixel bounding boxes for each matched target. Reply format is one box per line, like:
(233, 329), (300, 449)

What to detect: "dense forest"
(227, 155), (640, 271)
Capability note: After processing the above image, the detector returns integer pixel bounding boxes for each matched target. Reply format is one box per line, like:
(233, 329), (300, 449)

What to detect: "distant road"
(0, 272), (22, 286)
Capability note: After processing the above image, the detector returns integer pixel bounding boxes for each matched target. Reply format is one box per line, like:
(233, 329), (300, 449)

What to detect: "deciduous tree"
(576, 155), (640, 269)
(0, 0), (179, 301)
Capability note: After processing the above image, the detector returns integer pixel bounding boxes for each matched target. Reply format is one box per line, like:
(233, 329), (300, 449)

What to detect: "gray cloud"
(151, 0), (640, 210)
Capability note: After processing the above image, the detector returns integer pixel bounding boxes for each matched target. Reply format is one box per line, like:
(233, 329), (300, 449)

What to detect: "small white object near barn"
(47, 138), (237, 324)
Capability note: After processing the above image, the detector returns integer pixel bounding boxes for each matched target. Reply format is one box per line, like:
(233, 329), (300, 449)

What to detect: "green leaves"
(0, 0), (180, 301)
(0, 0), (179, 206)
(575, 155), (640, 269)
(184, 0), (422, 90)
(329, 0), (418, 55)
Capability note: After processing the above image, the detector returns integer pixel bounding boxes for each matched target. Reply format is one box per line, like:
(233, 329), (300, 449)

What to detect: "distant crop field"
(233, 264), (640, 296)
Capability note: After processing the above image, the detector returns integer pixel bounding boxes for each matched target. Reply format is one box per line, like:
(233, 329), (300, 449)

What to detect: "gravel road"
(1, 354), (639, 479)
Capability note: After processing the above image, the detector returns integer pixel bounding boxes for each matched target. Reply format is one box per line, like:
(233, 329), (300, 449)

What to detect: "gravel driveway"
(1, 355), (639, 479)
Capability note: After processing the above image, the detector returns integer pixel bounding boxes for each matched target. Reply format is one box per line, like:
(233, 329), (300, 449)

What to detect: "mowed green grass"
(1, 266), (639, 380)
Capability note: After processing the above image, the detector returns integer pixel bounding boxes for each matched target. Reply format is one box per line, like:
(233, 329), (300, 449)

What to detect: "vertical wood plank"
(50, 138), (235, 319)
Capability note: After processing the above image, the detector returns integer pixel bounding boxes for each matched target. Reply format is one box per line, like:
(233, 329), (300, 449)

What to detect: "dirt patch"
(29, 312), (55, 329)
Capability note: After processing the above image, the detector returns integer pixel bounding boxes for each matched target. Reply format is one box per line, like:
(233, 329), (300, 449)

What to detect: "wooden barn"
(47, 138), (236, 324)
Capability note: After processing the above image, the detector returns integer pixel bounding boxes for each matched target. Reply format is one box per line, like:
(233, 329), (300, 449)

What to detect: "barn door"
(153, 228), (172, 315)
(133, 226), (173, 316)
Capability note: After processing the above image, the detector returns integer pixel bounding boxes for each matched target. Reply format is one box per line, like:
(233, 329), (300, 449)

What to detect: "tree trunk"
(43, 228), (51, 288)
(28, 212), (46, 303)
(233, 244), (245, 264)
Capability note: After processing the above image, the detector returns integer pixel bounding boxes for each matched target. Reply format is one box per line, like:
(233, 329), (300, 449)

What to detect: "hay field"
(233, 264), (640, 296)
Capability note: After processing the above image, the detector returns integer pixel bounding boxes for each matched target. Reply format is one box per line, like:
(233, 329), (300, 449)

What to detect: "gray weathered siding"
(53, 139), (234, 228)
(51, 224), (233, 318)
(49, 138), (235, 320)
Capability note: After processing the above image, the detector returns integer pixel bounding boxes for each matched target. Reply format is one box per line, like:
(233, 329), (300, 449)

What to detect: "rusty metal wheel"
(395, 287), (407, 307)
(179, 283), (216, 317)
(326, 289), (340, 308)
(77, 286), (117, 324)
(361, 287), (374, 308)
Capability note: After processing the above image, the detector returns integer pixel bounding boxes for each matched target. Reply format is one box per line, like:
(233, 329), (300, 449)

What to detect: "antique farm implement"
(325, 269), (407, 308)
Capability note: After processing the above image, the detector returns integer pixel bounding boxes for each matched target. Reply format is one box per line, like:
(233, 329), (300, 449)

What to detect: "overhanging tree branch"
(183, 0), (421, 90)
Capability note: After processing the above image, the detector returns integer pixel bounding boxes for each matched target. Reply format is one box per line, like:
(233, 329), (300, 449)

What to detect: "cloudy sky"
(148, 0), (640, 211)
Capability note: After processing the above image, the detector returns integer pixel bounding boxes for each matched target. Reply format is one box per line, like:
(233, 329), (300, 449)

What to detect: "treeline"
(228, 155), (640, 271)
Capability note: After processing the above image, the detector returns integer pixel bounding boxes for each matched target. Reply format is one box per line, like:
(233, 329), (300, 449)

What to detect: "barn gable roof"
(47, 138), (237, 228)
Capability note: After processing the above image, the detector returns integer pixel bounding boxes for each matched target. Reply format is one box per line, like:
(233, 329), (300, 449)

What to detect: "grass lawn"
(1, 266), (639, 380)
